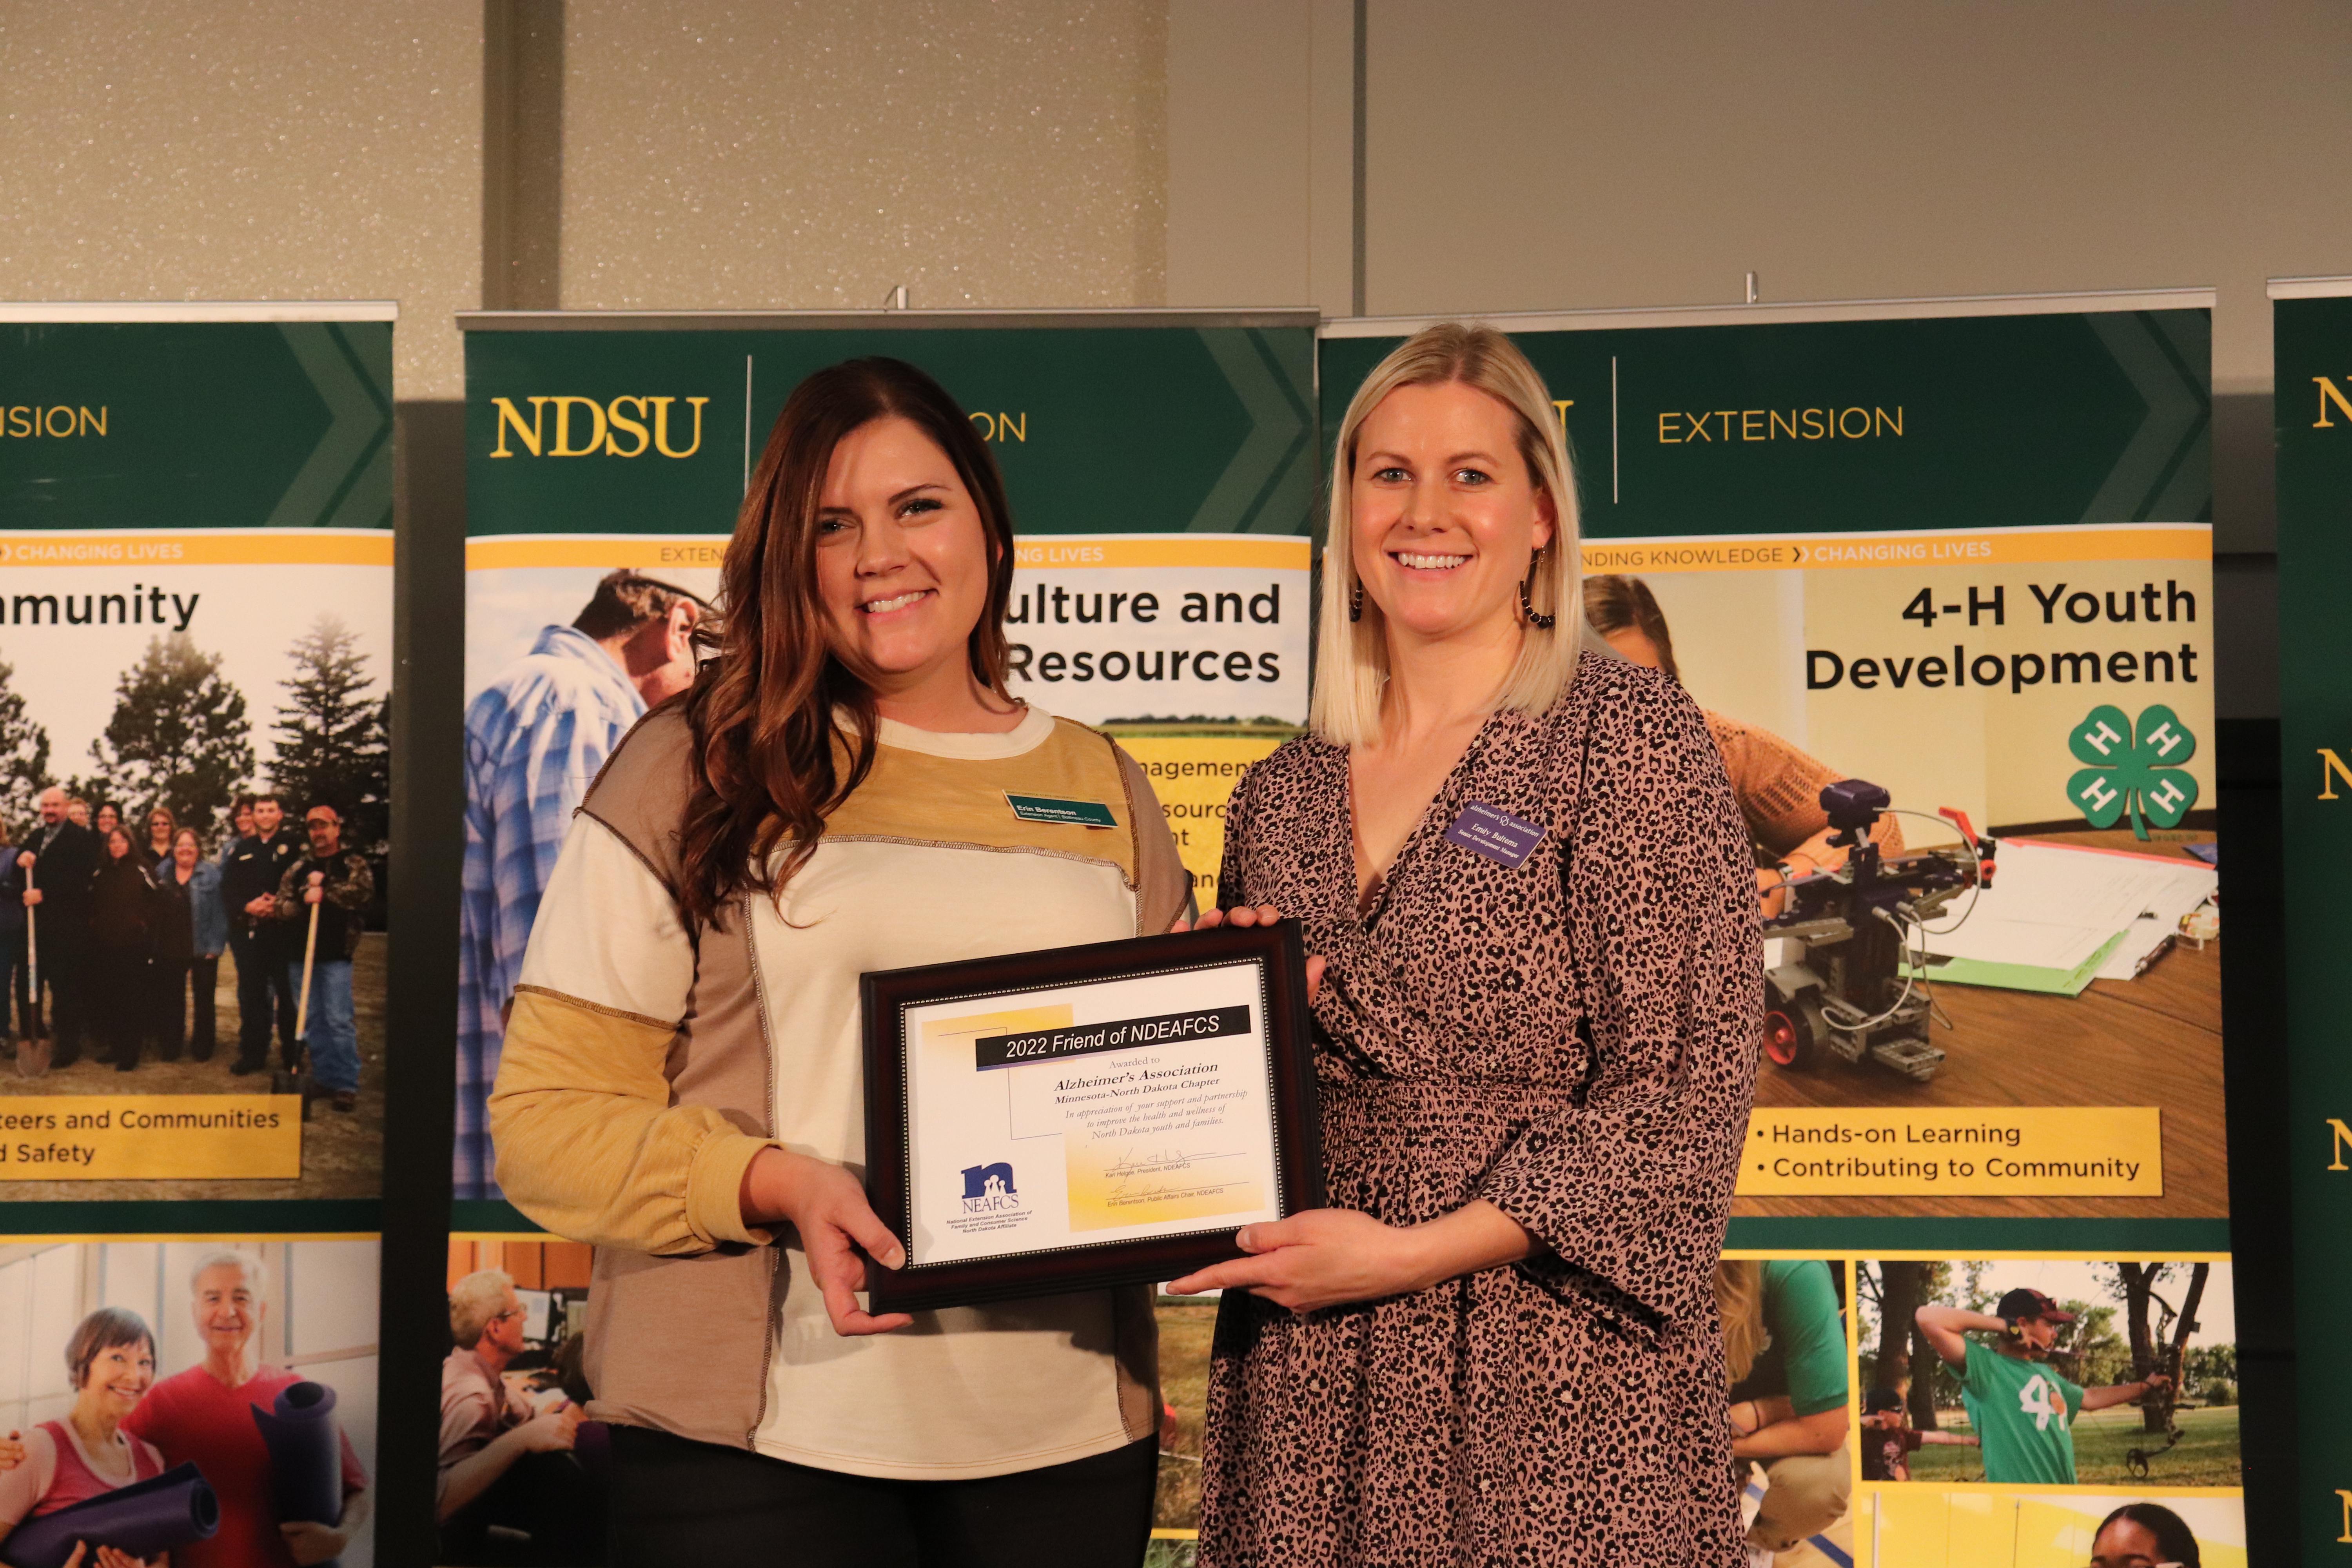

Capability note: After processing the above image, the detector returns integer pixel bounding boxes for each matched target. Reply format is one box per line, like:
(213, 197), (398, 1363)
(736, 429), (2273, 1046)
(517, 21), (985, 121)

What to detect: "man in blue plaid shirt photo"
(455, 571), (706, 1198)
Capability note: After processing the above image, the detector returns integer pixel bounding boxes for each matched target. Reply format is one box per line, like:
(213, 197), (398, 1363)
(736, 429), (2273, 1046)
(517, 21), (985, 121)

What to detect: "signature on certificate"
(1105, 1145), (1246, 1207)
(1104, 1145), (1241, 1180)
(1106, 1178), (1243, 1207)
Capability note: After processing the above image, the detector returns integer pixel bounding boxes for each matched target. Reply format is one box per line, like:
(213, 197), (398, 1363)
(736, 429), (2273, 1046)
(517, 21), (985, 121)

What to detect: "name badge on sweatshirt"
(1005, 793), (1118, 829)
(1443, 802), (1546, 869)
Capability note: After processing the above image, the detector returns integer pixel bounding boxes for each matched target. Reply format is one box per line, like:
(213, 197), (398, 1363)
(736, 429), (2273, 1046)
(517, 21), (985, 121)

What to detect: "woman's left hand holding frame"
(739, 1149), (914, 1336)
(1163, 907), (1531, 1313)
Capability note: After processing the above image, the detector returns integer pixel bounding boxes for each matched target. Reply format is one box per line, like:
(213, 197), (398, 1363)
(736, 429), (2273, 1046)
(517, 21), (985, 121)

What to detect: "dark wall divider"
(2217, 716), (2293, 1567)
(379, 396), (468, 1568)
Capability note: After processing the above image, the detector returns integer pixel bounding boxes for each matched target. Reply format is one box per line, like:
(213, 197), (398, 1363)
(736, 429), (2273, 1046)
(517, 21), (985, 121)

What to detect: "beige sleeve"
(489, 816), (774, 1254)
(1115, 744), (1197, 933)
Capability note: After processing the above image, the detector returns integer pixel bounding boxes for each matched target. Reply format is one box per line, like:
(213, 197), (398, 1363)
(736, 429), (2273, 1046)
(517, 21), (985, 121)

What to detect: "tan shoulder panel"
(1115, 744), (1194, 934)
(579, 706), (696, 895)
(822, 715), (1142, 887)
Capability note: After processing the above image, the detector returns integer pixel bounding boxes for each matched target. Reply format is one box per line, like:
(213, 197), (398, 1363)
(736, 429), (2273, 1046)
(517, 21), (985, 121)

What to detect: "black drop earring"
(1520, 563), (1556, 630)
(1348, 580), (1364, 622)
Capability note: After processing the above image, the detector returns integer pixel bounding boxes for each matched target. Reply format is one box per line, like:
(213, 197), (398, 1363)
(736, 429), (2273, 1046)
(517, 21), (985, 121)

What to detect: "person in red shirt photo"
(121, 1251), (369, 1568)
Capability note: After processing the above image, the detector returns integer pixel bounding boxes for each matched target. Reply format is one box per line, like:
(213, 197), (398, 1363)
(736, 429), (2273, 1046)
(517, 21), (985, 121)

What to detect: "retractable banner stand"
(2270, 276), (2352, 1564)
(453, 308), (1317, 1200)
(0, 305), (390, 1565)
(448, 310), (1317, 1559)
(1320, 296), (2235, 1567)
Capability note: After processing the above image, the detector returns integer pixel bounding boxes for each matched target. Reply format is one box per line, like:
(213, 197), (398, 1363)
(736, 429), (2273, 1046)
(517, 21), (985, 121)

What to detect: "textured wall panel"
(558, 0), (1166, 310)
(0, 3), (482, 399)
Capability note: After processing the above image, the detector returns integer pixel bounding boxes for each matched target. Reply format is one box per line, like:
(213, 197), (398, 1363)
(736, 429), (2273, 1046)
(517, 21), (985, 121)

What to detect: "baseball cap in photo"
(1995, 1287), (2077, 1324)
(1864, 1387), (1903, 1415)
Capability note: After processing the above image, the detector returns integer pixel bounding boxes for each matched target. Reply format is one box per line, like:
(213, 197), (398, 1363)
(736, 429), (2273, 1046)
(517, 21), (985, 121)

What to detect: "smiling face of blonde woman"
(1349, 380), (1554, 648)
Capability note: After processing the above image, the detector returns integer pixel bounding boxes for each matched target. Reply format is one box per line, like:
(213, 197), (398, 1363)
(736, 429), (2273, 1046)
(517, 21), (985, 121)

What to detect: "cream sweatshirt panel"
(517, 815), (695, 1020)
(750, 835), (1140, 1476)
(517, 706), (1151, 1479)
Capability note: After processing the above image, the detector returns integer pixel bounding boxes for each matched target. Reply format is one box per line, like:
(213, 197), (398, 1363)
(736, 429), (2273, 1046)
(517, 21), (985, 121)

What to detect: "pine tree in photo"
(268, 616), (390, 856)
(0, 656), (52, 833)
(88, 633), (255, 838)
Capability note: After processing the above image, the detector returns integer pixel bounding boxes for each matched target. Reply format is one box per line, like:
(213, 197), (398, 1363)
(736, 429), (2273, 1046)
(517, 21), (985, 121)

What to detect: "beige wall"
(1366, 1), (2350, 397)
(1164, 0), (1352, 314)
(0, 1), (482, 399)
(557, 0), (1169, 312)
(0, 0), (1174, 397)
(0, 5), (2340, 413)
(1166, 0), (2352, 393)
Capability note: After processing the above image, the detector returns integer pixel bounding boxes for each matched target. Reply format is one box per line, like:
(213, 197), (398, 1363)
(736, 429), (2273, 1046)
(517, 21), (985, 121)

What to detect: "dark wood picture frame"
(861, 920), (1323, 1313)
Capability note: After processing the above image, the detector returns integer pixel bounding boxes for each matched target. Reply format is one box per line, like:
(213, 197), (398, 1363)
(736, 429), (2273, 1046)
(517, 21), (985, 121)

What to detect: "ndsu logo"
(959, 1161), (1020, 1213)
(488, 395), (710, 459)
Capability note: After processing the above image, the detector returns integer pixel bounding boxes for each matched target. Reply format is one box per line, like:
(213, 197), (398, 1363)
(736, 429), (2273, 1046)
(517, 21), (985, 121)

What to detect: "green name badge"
(1005, 793), (1117, 829)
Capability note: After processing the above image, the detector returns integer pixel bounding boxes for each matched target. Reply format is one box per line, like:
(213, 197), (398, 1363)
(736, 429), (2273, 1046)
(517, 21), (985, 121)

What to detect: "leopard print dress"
(1200, 656), (1761, 1566)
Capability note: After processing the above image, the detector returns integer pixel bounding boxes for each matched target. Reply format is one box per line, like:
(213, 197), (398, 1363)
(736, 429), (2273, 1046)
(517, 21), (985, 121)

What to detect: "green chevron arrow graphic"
(265, 321), (393, 530)
(2080, 310), (2211, 523)
(1187, 327), (1314, 534)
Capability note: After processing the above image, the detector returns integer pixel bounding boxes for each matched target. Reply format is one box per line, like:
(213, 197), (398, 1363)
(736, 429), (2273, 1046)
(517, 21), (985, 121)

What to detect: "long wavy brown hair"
(675, 357), (1017, 927)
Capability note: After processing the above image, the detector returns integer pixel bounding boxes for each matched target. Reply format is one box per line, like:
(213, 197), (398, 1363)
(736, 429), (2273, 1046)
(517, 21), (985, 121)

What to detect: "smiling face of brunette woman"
(1350, 379), (1555, 646)
(814, 415), (996, 697)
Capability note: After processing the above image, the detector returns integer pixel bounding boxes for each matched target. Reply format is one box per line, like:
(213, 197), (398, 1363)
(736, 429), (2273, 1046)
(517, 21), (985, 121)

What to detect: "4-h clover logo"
(2067, 704), (2198, 839)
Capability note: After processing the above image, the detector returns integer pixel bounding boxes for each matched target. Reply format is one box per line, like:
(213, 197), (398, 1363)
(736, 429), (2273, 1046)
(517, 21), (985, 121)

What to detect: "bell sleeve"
(1475, 670), (1762, 1341)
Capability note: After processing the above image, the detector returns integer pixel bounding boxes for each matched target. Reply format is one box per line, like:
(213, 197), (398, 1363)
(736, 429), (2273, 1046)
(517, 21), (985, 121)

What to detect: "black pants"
(91, 949), (146, 1067)
(440, 1449), (606, 1566)
(229, 929), (295, 1064)
(607, 1426), (1157, 1568)
(32, 935), (87, 1062)
(151, 955), (218, 1061)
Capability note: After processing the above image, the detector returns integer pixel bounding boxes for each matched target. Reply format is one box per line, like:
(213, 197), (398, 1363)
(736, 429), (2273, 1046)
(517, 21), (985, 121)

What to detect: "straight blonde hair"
(1312, 322), (1607, 746)
(1715, 1259), (1768, 1385)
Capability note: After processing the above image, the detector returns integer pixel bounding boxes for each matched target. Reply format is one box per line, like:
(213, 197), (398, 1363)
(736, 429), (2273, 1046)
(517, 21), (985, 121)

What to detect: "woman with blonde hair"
(1171, 323), (1760, 1562)
(1717, 1258), (1851, 1555)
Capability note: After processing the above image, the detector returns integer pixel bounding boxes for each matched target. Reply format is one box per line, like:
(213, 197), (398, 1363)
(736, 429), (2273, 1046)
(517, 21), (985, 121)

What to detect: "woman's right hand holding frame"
(739, 1149), (914, 1338)
(735, 908), (1319, 1340)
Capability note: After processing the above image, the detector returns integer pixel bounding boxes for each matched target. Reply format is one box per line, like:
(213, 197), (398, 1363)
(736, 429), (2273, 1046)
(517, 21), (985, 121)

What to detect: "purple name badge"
(1442, 802), (1547, 869)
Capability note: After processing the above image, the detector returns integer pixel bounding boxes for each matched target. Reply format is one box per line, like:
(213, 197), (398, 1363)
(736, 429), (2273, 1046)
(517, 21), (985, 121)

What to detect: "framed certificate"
(861, 920), (1323, 1313)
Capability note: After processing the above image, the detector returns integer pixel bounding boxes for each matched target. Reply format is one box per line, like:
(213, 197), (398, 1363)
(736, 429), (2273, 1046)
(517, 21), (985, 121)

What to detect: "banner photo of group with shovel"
(0, 306), (395, 1201)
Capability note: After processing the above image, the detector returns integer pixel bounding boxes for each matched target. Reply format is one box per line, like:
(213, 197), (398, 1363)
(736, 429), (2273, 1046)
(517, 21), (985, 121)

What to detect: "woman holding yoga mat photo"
(1169, 324), (1761, 1564)
(0, 1308), (170, 1568)
(490, 357), (1191, 1567)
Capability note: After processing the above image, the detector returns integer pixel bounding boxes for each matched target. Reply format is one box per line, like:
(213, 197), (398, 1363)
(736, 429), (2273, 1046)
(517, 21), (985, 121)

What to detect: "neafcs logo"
(959, 1161), (1021, 1214)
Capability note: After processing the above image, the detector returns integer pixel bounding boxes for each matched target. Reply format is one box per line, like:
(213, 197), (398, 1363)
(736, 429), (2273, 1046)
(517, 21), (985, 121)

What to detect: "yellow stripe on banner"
(0, 1096), (302, 1180)
(1580, 525), (2209, 575)
(1011, 536), (1312, 572)
(466, 534), (1314, 573)
(1735, 1106), (2162, 1196)
(467, 535), (732, 571)
(0, 532), (392, 568)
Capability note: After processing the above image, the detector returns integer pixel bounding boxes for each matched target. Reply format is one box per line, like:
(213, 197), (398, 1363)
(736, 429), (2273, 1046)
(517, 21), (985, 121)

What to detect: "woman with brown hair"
(87, 828), (155, 1074)
(142, 806), (175, 870)
(0, 1307), (168, 1568)
(1172, 324), (1760, 1562)
(489, 358), (1189, 1567)
(149, 828), (226, 1063)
